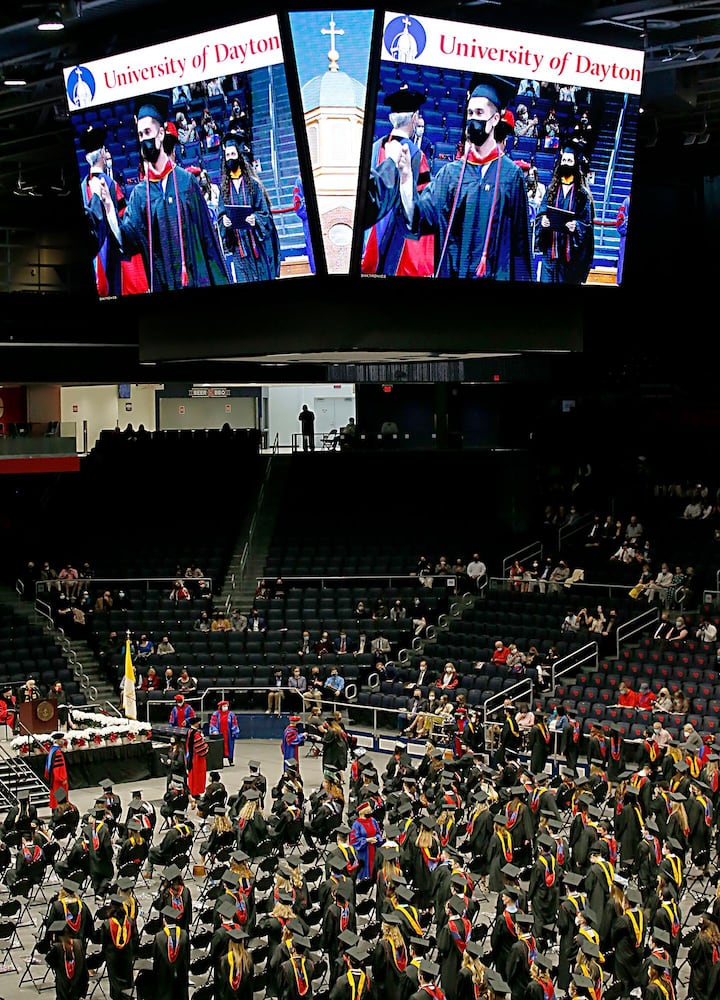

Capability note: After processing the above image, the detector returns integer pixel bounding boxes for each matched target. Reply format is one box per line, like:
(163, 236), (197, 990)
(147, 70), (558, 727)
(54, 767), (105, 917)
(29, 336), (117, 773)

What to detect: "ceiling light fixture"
(37, 7), (65, 31)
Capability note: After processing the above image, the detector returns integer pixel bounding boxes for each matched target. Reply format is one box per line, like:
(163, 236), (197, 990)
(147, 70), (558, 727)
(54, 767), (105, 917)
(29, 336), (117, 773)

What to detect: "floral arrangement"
(11, 713), (152, 754)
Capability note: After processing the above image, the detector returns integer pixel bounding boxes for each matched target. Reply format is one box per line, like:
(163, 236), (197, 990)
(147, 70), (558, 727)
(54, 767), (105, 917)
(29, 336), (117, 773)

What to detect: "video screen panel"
(62, 15), (317, 299)
(289, 9), (374, 275)
(360, 10), (643, 285)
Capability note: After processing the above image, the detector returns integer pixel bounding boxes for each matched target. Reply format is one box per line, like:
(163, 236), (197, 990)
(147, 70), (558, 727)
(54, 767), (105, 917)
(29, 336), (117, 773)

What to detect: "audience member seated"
(672, 689), (690, 715)
(169, 579), (192, 603)
(156, 635), (175, 656)
(615, 681), (637, 709)
(636, 683), (656, 711)
(323, 666), (345, 703)
(490, 641), (509, 669)
(653, 687), (673, 714)
(287, 666), (306, 712)
(436, 662), (459, 690)
(176, 668), (197, 694)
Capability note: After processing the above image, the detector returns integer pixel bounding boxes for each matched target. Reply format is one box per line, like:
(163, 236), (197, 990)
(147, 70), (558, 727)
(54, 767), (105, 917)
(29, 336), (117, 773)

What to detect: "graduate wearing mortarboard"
(86, 92), (229, 294)
(218, 132), (280, 283)
(362, 84), (434, 276)
(537, 144), (595, 285)
(374, 77), (532, 280)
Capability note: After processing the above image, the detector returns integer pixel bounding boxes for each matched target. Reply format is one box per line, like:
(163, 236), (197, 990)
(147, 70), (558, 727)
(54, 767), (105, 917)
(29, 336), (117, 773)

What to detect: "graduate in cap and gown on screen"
(362, 83), (434, 276)
(86, 91), (230, 293)
(537, 144), (595, 284)
(370, 76), (532, 280)
(219, 132), (281, 283)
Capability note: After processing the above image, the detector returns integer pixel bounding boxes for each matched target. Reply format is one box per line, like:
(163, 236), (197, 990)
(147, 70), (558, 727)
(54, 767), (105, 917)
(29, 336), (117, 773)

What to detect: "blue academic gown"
(88, 163), (229, 292)
(371, 151), (532, 280)
(537, 181), (595, 285)
(209, 709), (240, 761)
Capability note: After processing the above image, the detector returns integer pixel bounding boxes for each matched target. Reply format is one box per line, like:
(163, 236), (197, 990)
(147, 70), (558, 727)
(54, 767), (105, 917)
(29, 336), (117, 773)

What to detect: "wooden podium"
(19, 699), (58, 735)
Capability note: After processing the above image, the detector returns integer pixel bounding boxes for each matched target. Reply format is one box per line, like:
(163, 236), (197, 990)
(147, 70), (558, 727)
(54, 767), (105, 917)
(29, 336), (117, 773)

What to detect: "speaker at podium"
(18, 699), (58, 735)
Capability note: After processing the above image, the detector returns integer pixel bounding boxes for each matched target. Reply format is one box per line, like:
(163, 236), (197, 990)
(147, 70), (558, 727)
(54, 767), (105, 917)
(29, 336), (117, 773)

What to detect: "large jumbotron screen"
(63, 15), (318, 300)
(357, 10), (643, 285)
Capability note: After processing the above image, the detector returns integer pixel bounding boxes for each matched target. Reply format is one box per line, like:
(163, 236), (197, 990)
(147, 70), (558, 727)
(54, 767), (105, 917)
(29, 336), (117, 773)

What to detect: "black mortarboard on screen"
(383, 911), (403, 926)
(447, 895), (466, 915)
(292, 935), (311, 952)
(419, 959), (440, 979)
(339, 930), (360, 948)
(54, 787), (67, 803)
(652, 928), (671, 945)
(563, 872), (583, 889)
(395, 885), (415, 903)
(410, 936), (431, 952)
(501, 863), (521, 878)
(79, 123), (107, 154)
(533, 952), (553, 970)
(217, 897), (237, 919)
(334, 881), (353, 900)
(516, 913), (535, 927)
(49, 920), (69, 934)
(384, 84), (425, 113)
(135, 93), (170, 126)
(161, 906), (179, 922)
(227, 927), (248, 942)
(502, 886), (520, 900)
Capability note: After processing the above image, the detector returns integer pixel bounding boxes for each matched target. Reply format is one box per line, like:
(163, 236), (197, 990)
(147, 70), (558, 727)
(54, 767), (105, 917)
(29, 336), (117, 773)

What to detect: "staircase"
(0, 742), (49, 810)
(215, 455), (290, 616)
(0, 584), (119, 713)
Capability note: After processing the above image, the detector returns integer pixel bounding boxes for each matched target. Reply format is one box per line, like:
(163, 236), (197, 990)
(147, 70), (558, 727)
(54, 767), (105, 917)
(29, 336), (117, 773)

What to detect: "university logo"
(66, 66), (96, 109)
(384, 15), (427, 63)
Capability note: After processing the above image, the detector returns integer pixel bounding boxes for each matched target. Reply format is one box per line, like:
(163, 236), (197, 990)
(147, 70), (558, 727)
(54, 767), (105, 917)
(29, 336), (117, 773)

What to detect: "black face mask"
(140, 138), (161, 164)
(466, 118), (491, 147)
(226, 157), (240, 173)
(561, 165), (575, 181)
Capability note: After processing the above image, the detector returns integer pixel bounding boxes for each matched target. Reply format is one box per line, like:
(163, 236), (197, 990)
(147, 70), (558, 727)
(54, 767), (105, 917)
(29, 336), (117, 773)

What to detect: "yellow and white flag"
(122, 637), (137, 721)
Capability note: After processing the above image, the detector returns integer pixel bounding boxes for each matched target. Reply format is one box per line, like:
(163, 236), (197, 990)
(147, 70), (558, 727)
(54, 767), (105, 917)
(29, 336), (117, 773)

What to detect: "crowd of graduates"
(1, 693), (720, 1000)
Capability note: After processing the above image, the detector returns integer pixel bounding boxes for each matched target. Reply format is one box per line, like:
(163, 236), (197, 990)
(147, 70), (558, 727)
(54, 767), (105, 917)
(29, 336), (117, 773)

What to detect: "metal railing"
(614, 605), (659, 660)
(482, 675), (535, 739)
(550, 640), (599, 691)
(34, 575), (214, 600)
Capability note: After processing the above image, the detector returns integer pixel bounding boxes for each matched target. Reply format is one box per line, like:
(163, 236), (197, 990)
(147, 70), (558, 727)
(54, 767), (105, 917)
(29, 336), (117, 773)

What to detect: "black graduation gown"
(505, 937), (533, 1000)
(635, 836), (661, 896)
(490, 909), (519, 980)
(688, 932), (720, 1000)
(42, 896), (95, 948)
(152, 885), (193, 931)
(46, 939), (89, 1000)
(611, 910), (645, 996)
(557, 896), (584, 989)
(584, 861), (614, 945)
(322, 901), (357, 970)
(616, 802), (643, 866)
(527, 856), (559, 940)
(279, 954), (317, 1000)
(371, 938), (409, 1000)
(487, 831), (514, 893)
(235, 813), (268, 858)
(686, 795), (713, 866)
(436, 916), (469, 998)
(216, 953), (255, 1000)
(562, 722), (583, 772)
(465, 809), (493, 875)
(151, 926), (190, 1000)
(86, 821), (114, 893)
(330, 968), (376, 1000)
(96, 917), (136, 1000)
(507, 804), (534, 867)
(527, 725), (551, 777)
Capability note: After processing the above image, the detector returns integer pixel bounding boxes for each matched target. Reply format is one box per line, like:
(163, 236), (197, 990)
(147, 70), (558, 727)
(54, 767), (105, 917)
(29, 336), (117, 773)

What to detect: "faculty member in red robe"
(185, 717), (208, 805)
(45, 732), (70, 810)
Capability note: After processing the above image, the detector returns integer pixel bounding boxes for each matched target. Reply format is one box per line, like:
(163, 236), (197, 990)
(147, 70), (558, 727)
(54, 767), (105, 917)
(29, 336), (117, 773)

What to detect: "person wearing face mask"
(362, 84), (434, 276)
(219, 132), (280, 283)
(79, 122), (147, 297)
(537, 145), (595, 284)
(87, 91), (229, 293)
(378, 77), (531, 280)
